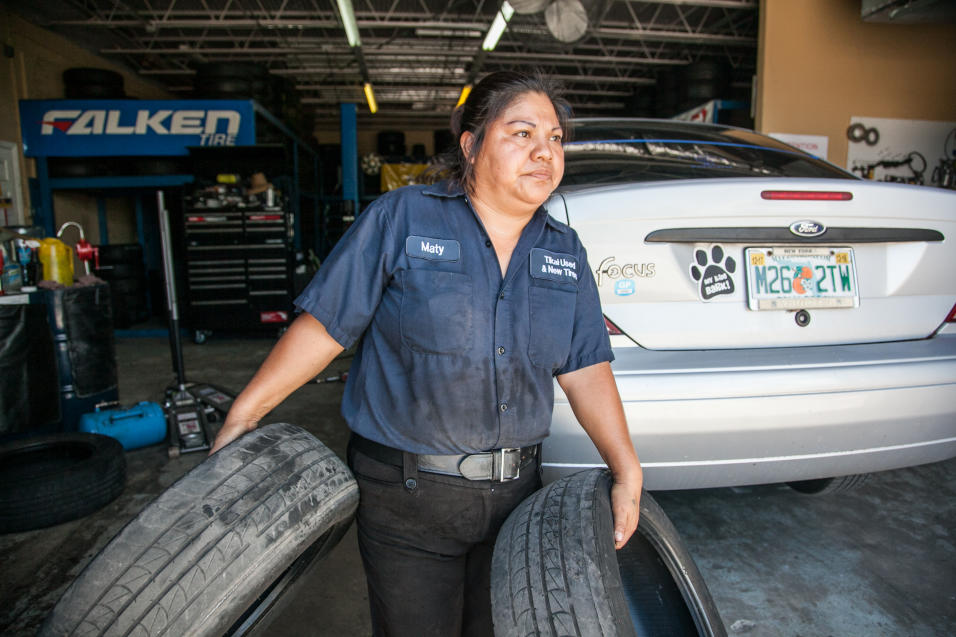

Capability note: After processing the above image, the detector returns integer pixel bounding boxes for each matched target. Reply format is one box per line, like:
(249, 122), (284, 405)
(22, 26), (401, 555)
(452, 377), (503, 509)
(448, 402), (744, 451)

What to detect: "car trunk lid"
(553, 177), (956, 350)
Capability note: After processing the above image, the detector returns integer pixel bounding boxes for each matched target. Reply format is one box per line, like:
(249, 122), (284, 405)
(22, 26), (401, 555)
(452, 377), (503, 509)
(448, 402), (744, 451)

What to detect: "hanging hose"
(57, 221), (99, 275)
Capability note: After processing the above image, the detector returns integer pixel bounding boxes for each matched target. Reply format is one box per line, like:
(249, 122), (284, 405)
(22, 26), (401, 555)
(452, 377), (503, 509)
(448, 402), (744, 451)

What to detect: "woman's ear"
(460, 131), (475, 164)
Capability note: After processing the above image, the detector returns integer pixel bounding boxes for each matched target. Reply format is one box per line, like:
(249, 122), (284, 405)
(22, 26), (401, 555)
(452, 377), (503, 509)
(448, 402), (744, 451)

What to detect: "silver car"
(544, 119), (956, 491)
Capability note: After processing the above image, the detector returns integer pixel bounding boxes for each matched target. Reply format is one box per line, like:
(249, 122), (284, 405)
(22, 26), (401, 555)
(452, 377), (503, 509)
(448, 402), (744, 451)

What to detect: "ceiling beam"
(587, 27), (755, 46)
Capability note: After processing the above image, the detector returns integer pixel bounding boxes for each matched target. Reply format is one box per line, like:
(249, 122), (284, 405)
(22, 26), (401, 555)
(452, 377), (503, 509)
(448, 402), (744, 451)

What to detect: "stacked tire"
(193, 62), (274, 103)
(63, 68), (126, 99)
(680, 61), (729, 111)
(193, 62), (302, 142)
(94, 244), (149, 328)
(654, 70), (682, 118)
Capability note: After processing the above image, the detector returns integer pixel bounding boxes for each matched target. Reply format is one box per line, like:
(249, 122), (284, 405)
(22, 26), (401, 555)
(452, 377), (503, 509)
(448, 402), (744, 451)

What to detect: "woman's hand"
(557, 361), (643, 549)
(209, 414), (258, 455)
(610, 472), (643, 549)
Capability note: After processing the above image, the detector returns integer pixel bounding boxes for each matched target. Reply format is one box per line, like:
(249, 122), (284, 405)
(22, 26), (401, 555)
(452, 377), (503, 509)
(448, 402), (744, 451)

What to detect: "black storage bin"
(0, 302), (60, 435)
(42, 283), (119, 430)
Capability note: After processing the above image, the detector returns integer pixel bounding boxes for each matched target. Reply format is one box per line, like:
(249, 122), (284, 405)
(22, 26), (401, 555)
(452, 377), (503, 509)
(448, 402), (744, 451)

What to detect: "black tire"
(201, 78), (253, 96)
(95, 262), (146, 279)
(492, 469), (725, 637)
(96, 243), (144, 265)
(682, 61), (728, 103)
(136, 158), (188, 176)
(847, 122), (867, 143)
(65, 83), (126, 99)
(49, 159), (105, 178)
(63, 67), (124, 87)
(195, 62), (268, 81)
(40, 423), (359, 637)
(787, 473), (869, 495)
(0, 433), (126, 534)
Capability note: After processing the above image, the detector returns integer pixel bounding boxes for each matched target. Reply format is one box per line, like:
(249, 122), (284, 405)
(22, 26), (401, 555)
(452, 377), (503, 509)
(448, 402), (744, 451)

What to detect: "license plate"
(745, 247), (859, 310)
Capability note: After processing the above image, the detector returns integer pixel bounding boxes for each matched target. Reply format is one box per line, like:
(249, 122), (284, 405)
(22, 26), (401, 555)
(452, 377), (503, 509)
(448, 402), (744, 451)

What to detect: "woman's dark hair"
(427, 70), (572, 191)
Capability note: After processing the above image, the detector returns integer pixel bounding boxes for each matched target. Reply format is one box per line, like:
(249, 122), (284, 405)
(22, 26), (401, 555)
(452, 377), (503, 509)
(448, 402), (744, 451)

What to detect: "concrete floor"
(1, 331), (954, 636)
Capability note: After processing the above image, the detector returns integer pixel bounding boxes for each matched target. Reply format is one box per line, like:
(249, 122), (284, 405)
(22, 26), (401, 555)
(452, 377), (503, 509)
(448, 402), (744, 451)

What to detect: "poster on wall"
(767, 133), (829, 159)
(845, 116), (956, 189)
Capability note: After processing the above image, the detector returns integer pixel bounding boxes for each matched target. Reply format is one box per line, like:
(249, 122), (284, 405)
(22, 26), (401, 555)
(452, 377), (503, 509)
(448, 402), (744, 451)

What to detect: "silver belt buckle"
(494, 448), (522, 481)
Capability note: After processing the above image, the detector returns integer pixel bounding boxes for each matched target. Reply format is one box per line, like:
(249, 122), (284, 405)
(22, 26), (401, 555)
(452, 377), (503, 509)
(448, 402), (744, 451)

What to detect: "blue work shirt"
(294, 180), (613, 454)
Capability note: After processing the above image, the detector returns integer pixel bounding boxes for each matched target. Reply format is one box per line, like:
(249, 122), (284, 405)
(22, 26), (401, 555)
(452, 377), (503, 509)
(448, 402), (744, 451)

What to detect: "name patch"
(530, 248), (578, 283)
(405, 236), (461, 261)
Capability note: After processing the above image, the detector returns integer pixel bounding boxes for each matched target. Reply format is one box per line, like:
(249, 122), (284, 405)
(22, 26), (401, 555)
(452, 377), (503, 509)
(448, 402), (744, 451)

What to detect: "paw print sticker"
(690, 245), (736, 301)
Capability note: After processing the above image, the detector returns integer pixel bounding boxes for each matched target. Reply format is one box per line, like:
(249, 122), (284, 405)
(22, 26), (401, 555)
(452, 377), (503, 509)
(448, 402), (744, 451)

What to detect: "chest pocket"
(400, 269), (474, 355)
(528, 281), (577, 370)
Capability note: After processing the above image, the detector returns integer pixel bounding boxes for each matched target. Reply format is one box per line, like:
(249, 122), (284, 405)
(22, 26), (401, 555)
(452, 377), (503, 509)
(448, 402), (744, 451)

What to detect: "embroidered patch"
(405, 236), (461, 261)
(530, 248), (579, 283)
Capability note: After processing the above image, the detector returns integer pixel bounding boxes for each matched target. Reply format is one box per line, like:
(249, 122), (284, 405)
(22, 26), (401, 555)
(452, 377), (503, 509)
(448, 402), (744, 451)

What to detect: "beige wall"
(0, 8), (172, 237)
(756, 0), (956, 167)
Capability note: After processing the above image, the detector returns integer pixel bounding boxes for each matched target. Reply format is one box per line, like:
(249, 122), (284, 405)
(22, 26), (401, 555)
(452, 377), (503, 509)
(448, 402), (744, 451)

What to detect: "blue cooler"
(79, 401), (167, 450)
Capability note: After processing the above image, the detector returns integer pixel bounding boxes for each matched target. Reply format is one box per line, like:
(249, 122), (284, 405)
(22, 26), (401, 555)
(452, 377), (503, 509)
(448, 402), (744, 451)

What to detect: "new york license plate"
(745, 247), (859, 310)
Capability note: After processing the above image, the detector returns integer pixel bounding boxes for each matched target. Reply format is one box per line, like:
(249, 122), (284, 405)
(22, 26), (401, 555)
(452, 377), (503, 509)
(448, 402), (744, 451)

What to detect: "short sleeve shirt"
(294, 180), (613, 454)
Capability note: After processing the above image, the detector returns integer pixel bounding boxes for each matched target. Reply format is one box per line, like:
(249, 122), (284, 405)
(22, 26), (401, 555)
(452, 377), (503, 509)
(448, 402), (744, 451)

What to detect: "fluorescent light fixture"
(363, 82), (378, 114)
(336, 0), (361, 47)
(482, 1), (515, 51)
(456, 84), (473, 108)
(415, 28), (482, 38)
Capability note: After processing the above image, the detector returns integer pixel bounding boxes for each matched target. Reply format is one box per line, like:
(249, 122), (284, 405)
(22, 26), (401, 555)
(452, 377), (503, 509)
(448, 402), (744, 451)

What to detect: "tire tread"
(493, 470), (633, 637)
(41, 423), (358, 637)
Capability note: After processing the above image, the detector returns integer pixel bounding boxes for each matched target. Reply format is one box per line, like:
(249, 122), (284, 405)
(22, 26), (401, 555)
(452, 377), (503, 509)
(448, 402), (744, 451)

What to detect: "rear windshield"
(561, 121), (855, 186)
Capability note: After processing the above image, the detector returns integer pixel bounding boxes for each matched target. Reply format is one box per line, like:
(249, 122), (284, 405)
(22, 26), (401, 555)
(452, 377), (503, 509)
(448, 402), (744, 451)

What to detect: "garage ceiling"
(7, 0), (759, 130)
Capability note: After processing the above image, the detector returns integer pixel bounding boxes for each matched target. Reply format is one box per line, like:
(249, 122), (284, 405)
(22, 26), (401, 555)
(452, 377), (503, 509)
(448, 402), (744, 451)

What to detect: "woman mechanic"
(210, 70), (643, 636)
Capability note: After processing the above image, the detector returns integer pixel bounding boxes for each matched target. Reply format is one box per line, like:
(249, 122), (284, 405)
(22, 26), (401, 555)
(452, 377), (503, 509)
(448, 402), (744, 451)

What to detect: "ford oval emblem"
(789, 220), (826, 237)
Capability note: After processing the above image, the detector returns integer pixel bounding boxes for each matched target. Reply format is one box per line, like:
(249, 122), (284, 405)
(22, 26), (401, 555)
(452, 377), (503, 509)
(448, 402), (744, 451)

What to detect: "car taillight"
(604, 316), (623, 336)
(761, 190), (853, 201)
(946, 303), (956, 323)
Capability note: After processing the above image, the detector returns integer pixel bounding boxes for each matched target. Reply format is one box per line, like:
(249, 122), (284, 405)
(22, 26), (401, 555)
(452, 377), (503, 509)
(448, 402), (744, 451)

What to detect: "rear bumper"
(544, 334), (956, 490)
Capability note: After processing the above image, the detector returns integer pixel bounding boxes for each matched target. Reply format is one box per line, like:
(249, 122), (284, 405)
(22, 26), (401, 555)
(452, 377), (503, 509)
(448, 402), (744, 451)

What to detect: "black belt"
(350, 433), (537, 482)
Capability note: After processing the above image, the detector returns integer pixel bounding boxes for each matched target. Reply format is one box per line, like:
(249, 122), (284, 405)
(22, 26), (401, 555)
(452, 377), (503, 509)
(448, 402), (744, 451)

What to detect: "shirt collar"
(423, 180), (568, 234)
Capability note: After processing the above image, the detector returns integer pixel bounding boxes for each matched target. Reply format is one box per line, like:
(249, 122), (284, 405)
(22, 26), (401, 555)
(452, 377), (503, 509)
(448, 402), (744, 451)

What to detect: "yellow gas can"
(38, 237), (74, 286)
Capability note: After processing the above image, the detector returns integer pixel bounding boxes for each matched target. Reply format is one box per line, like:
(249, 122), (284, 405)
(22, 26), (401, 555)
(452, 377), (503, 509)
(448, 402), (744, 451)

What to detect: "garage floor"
(1, 331), (953, 636)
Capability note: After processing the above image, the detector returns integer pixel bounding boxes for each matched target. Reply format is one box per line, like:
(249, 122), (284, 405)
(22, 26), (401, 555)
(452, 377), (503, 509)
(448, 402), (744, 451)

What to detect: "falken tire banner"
(39, 422), (359, 637)
(19, 99), (256, 157)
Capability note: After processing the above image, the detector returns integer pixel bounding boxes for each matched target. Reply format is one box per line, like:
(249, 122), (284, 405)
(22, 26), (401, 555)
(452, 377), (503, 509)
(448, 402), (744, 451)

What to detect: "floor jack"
(157, 190), (236, 458)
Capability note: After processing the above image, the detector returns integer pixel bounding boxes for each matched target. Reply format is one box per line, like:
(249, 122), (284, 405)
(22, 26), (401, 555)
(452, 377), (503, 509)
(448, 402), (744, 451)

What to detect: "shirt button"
(485, 239), (492, 247)
(499, 403), (509, 413)
(499, 292), (505, 299)
(497, 346), (505, 355)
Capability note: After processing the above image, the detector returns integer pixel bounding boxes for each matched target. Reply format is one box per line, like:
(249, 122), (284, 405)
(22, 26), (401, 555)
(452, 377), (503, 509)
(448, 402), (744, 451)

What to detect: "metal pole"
(340, 102), (359, 214)
(157, 190), (187, 389)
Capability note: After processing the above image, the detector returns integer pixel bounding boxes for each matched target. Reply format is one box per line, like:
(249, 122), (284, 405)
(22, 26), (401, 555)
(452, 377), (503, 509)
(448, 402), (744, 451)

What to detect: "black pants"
(347, 440), (541, 637)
